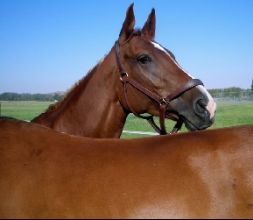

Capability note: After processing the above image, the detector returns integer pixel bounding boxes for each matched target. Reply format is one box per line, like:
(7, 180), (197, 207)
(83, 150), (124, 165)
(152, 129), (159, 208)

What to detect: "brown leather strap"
(121, 76), (161, 103)
(123, 82), (152, 120)
(146, 117), (162, 134)
(165, 79), (204, 102)
(122, 74), (173, 135)
(115, 41), (126, 75)
(158, 103), (167, 135)
(115, 40), (203, 135)
(170, 119), (184, 134)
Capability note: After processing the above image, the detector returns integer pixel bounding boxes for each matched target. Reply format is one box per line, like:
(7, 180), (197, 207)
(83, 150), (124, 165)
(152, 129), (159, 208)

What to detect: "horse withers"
(32, 4), (216, 137)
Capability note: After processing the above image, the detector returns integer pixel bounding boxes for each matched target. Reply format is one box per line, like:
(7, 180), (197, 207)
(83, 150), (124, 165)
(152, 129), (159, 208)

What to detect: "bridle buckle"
(159, 98), (167, 106)
(120, 72), (128, 81)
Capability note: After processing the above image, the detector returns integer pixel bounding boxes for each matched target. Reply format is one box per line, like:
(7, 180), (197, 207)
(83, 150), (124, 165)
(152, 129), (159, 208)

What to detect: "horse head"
(115, 4), (216, 133)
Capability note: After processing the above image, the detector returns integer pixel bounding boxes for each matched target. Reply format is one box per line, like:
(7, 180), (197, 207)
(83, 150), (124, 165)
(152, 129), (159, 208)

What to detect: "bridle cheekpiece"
(115, 40), (203, 135)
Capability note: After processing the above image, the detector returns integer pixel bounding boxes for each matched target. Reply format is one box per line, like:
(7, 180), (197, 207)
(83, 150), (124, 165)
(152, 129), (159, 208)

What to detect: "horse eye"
(137, 55), (152, 64)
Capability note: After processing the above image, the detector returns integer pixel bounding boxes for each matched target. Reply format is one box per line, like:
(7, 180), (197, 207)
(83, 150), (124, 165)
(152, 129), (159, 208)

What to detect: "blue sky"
(1, 0), (253, 93)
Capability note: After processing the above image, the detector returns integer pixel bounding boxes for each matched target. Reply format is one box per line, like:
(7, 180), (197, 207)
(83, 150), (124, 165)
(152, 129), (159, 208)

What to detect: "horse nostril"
(195, 99), (207, 115)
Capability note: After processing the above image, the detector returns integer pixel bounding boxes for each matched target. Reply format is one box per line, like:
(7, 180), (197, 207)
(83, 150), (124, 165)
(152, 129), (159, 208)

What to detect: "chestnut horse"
(32, 4), (216, 138)
(0, 118), (253, 218)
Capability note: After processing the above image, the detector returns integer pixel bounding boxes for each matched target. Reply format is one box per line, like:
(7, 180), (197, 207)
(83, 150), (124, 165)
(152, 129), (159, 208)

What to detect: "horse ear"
(119, 3), (135, 43)
(142, 8), (156, 39)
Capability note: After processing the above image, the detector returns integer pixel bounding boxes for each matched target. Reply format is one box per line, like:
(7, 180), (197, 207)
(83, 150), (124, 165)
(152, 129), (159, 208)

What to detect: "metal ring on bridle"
(120, 72), (128, 81)
(159, 98), (168, 106)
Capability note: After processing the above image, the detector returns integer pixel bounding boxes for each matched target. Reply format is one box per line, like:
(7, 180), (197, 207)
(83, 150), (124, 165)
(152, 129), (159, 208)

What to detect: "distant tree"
(53, 93), (63, 101)
(0, 92), (64, 101)
(251, 79), (253, 91)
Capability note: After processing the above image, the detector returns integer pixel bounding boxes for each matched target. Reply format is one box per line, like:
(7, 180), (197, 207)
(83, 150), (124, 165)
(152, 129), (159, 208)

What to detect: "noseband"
(115, 40), (203, 135)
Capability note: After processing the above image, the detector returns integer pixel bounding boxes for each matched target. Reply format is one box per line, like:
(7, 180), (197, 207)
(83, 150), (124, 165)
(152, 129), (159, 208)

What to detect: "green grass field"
(0, 101), (53, 121)
(0, 100), (252, 138)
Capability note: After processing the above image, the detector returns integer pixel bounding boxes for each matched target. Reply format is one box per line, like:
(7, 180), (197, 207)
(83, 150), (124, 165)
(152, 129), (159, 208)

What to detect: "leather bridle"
(115, 40), (204, 135)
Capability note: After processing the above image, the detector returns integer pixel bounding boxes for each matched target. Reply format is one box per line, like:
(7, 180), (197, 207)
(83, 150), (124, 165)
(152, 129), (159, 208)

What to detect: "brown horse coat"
(32, 4), (216, 138)
(0, 118), (253, 218)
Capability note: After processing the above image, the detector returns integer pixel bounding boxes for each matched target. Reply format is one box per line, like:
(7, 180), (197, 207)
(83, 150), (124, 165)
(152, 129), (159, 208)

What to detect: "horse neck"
(32, 48), (128, 138)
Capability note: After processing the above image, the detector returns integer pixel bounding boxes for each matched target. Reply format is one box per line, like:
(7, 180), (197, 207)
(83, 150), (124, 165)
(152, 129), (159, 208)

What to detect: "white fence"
(211, 91), (253, 102)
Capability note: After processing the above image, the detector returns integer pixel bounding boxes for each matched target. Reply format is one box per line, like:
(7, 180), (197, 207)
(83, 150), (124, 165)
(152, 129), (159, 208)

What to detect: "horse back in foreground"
(0, 119), (252, 218)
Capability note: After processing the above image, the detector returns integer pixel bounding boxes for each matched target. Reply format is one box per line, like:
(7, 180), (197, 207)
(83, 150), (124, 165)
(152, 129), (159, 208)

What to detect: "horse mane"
(32, 29), (142, 123)
(47, 66), (97, 113)
(32, 64), (99, 122)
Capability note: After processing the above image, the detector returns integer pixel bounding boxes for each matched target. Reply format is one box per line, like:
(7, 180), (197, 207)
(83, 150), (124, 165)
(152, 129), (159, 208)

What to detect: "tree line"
(0, 87), (252, 101)
(0, 92), (64, 101)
